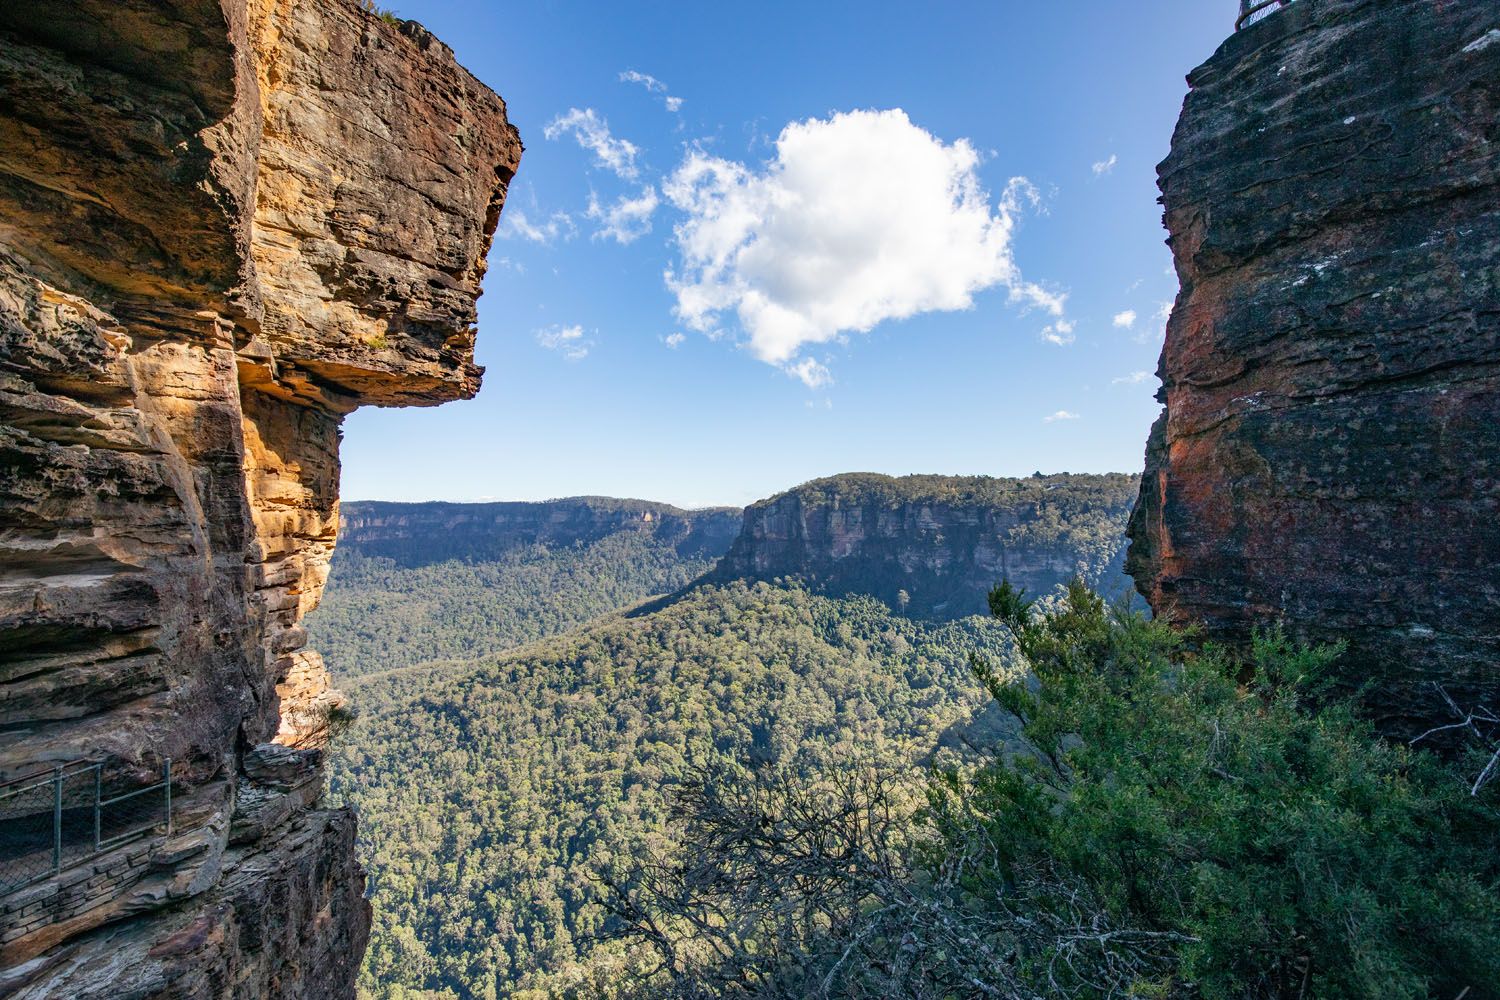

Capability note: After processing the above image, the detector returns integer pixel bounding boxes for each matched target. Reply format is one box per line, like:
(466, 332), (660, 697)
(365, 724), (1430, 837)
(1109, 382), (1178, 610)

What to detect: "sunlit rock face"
(0, 0), (519, 994)
(715, 473), (1141, 618)
(1127, 0), (1500, 739)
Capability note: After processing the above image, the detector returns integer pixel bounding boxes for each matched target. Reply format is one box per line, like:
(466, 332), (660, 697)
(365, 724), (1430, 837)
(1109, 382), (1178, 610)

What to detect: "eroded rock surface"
(1127, 0), (1500, 736)
(0, 0), (519, 994)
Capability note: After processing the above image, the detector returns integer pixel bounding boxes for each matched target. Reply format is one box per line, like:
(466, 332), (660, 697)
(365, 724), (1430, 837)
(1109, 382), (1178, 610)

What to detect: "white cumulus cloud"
(664, 332), (686, 348)
(587, 187), (660, 244)
(1112, 370), (1154, 385)
(1043, 409), (1081, 423)
(663, 108), (1061, 383)
(620, 70), (684, 114)
(1092, 154), (1118, 176)
(1113, 309), (1137, 329)
(544, 108), (640, 180)
(536, 324), (593, 361)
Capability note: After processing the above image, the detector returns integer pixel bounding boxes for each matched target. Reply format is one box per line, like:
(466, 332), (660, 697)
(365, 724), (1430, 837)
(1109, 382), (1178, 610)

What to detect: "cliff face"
(716, 473), (1139, 618)
(338, 498), (744, 565)
(1127, 0), (1500, 737)
(0, 1), (519, 995)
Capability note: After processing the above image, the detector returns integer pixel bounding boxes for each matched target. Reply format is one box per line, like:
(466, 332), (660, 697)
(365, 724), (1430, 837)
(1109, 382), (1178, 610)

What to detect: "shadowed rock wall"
(1127, 0), (1500, 737)
(0, 1), (519, 995)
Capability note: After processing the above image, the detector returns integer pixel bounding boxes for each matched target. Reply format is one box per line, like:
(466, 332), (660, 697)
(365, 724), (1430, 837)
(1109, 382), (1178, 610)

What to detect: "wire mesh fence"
(0, 760), (172, 897)
(1238, 0), (1297, 31)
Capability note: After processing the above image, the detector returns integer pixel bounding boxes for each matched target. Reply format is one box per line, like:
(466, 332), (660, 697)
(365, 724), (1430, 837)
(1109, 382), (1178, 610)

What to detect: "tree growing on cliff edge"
(604, 583), (1500, 999)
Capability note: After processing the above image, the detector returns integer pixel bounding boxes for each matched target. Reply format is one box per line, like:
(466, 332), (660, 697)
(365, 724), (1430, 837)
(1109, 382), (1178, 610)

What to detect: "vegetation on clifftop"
(716, 473), (1140, 617)
(757, 471), (1139, 510)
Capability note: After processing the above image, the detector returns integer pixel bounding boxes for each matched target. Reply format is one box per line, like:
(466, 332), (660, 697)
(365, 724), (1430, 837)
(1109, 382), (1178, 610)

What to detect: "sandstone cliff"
(338, 497), (744, 565)
(0, 1), (519, 995)
(715, 473), (1139, 618)
(1127, 0), (1500, 737)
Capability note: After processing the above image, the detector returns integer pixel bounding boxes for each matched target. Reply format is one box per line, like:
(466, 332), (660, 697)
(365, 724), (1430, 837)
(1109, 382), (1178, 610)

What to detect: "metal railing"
(0, 759), (172, 897)
(1238, 0), (1297, 31)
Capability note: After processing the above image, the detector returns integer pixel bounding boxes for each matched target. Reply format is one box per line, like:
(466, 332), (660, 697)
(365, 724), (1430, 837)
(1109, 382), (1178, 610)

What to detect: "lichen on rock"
(1127, 0), (1500, 738)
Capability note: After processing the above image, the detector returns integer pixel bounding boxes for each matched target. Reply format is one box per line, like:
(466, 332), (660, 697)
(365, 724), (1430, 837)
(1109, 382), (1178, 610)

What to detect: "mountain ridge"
(711, 471), (1139, 617)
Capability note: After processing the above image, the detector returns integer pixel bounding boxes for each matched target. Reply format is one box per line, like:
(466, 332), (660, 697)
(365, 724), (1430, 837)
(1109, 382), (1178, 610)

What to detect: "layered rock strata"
(716, 473), (1140, 618)
(0, 0), (519, 995)
(1127, 0), (1500, 736)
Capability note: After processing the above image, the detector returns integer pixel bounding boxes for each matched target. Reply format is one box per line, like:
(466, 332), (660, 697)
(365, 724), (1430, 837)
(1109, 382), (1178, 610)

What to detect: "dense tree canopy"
(310, 533), (729, 675)
(329, 581), (1012, 999)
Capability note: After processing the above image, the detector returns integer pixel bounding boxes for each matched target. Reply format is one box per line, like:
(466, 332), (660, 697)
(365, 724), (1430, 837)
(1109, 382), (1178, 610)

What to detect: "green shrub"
(931, 581), (1500, 999)
(356, 0), (400, 25)
(610, 582), (1500, 999)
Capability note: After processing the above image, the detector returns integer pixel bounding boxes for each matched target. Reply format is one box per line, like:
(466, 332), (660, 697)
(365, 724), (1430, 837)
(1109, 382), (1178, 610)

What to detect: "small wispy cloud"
(1019, 281), (1068, 318)
(1041, 318), (1076, 346)
(664, 332), (686, 349)
(587, 187), (660, 244)
(620, 70), (684, 114)
(536, 324), (593, 361)
(500, 209), (575, 245)
(1129, 300), (1175, 344)
(1092, 154), (1118, 176)
(787, 358), (833, 389)
(544, 108), (640, 179)
(1112, 370), (1153, 385)
(1043, 409), (1081, 423)
(1112, 309), (1137, 329)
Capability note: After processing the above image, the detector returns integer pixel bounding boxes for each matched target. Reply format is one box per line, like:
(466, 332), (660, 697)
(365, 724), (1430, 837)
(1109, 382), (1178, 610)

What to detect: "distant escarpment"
(339, 497), (743, 565)
(308, 499), (744, 675)
(0, 1), (518, 997)
(1127, 0), (1500, 737)
(715, 473), (1139, 618)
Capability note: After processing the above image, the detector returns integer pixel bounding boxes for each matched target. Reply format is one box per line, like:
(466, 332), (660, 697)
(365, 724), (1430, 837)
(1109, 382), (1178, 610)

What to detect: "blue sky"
(341, 0), (1233, 508)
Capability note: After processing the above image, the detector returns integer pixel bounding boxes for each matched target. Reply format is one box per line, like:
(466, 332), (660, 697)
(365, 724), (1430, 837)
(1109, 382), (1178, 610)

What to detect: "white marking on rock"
(1343, 116), (1356, 125)
(1463, 29), (1500, 53)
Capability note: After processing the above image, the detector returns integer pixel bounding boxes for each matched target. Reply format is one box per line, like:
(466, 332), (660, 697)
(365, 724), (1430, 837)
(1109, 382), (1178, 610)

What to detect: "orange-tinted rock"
(0, 0), (519, 994)
(1127, 0), (1500, 737)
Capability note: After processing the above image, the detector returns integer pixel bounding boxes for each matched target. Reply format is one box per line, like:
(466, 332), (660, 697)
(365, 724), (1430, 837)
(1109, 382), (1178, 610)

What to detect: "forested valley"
(330, 581), (1011, 997)
(314, 472), (1499, 1000)
(310, 475), (1137, 998)
(309, 499), (741, 674)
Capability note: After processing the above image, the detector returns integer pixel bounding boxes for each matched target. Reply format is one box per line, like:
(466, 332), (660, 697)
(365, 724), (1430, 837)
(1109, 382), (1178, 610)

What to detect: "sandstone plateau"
(0, 1), (519, 996)
(715, 473), (1139, 618)
(337, 497), (745, 566)
(1128, 0), (1500, 737)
